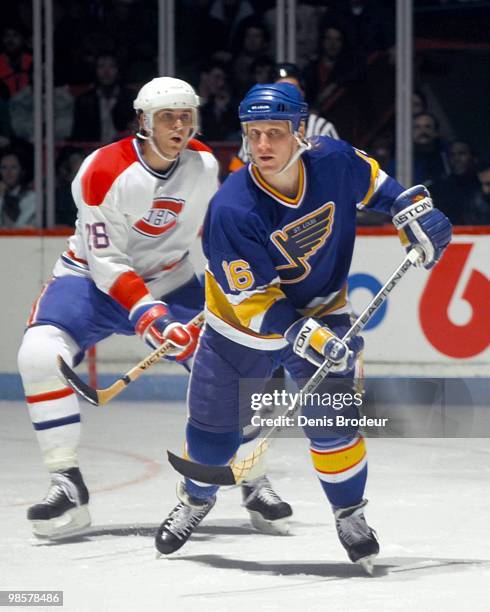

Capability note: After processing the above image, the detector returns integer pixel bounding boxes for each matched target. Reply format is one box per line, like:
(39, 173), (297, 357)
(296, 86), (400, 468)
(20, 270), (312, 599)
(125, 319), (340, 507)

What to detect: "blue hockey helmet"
(238, 82), (308, 132)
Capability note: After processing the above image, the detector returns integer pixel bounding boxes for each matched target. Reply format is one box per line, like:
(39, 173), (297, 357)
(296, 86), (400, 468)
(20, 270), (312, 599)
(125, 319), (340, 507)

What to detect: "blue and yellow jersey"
(203, 136), (404, 349)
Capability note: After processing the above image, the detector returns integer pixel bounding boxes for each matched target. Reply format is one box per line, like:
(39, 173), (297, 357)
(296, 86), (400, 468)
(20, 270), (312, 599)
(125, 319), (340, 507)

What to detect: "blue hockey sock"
(184, 422), (241, 500)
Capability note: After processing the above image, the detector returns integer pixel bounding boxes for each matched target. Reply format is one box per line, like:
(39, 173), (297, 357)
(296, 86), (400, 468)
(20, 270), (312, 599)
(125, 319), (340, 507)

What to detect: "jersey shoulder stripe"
(187, 138), (213, 154)
(81, 137), (137, 206)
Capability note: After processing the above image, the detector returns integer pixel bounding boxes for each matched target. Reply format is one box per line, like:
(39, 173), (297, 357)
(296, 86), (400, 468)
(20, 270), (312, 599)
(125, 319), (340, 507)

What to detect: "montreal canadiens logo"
(133, 197), (184, 237)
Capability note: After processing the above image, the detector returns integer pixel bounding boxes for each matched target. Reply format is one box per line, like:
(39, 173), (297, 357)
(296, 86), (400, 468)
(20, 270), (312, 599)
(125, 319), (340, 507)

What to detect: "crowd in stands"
(0, 0), (488, 228)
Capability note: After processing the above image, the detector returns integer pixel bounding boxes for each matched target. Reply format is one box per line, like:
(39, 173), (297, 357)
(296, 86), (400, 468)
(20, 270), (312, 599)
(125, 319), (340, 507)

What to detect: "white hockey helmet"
(133, 77), (200, 138)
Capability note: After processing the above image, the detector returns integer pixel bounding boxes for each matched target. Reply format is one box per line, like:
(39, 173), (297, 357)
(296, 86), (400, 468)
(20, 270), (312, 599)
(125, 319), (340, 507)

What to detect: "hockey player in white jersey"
(17, 77), (218, 539)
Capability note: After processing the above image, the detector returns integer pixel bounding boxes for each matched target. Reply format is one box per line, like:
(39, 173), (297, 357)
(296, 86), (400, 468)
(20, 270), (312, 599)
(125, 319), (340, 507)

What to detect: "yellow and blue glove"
(285, 317), (364, 373)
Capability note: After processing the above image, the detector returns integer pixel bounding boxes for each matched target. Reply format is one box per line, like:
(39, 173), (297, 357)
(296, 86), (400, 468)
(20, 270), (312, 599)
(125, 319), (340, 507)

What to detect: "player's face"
(246, 120), (297, 176)
(151, 108), (195, 157)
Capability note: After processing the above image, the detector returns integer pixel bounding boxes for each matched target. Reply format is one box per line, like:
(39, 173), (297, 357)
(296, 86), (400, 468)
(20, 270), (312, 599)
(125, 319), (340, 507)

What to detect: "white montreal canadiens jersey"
(52, 137), (219, 311)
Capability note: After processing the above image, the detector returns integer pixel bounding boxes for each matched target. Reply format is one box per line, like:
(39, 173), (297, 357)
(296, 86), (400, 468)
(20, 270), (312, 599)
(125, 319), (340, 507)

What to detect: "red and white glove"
(129, 301), (199, 361)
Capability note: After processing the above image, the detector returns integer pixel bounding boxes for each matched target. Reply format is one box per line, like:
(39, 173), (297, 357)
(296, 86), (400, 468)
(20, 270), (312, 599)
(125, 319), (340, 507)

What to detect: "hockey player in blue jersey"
(155, 83), (452, 571)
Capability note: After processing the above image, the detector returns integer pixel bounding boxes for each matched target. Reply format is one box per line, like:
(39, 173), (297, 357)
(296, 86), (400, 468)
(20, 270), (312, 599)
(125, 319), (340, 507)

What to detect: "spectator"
(472, 159), (490, 224)
(197, 61), (228, 105)
(304, 22), (365, 113)
(55, 146), (85, 227)
(431, 140), (481, 225)
(250, 56), (275, 86)
(112, 97), (138, 140)
(0, 149), (36, 228)
(296, 2), (332, 69)
(232, 21), (271, 97)
(0, 24), (32, 97)
(412, 111), (450, 187)
(70, 54), (134, 144)
(264, 2), (333, 70)
(10, 74), (74, 143)
(200, 83), (240, 142)
(208, 0), (255, 53)
(0, 80), (13, 150)
(413, 89), (428, 115)
(368, 132), (393, 171)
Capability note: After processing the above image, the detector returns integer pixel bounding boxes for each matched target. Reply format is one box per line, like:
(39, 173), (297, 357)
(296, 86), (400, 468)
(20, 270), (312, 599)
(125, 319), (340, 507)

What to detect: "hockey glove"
(129, 301), (199, 361)
(391, 185), (452, 269)
(285, 317), (364, 373)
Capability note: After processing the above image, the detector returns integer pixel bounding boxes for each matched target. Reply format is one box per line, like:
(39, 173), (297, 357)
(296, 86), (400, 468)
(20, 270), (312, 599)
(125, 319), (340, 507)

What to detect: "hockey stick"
(57, 311), (205, 406)
(168, 247), (422, 485)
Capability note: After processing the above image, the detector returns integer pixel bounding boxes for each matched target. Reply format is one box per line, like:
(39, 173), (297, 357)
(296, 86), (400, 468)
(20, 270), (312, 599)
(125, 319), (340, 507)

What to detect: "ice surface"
(1, 401), (489, 612)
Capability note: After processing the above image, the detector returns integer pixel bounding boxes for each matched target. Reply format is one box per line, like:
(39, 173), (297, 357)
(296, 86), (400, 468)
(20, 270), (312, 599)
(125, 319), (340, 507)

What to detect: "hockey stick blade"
(57, 311), (205, 406)
(167, 451), (236, 486)
(57, 355), (101, 405)
(166, 249), (422, 485)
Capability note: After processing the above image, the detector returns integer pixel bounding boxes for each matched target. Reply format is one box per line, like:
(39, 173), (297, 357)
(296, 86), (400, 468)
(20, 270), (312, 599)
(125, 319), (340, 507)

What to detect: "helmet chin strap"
(276, 134), (311, 175)
(136, 128), (181, 163)
(244, 129), (311, 176)
(150, 135), (181, 163)
(137, 111), (195, 164)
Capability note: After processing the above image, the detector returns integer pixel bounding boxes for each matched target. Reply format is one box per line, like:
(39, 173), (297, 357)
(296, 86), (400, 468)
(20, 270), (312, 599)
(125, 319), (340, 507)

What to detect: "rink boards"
(0, 229), (488, 400)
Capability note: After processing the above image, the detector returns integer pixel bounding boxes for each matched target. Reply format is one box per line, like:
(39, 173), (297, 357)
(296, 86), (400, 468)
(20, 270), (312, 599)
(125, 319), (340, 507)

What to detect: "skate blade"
(248, 510), (291, 536)
(357, 554), (377, 575)
(31, 505), (91, 540)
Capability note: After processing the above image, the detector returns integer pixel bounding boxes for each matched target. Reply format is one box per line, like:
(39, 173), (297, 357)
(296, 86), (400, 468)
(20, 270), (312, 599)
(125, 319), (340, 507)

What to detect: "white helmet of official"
(134, 77), (200, 141)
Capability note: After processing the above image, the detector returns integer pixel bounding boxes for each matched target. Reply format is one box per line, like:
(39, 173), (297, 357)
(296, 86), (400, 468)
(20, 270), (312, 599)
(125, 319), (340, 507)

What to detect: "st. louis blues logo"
(133, 198), (184, 237)
(271, 202), (335, 283)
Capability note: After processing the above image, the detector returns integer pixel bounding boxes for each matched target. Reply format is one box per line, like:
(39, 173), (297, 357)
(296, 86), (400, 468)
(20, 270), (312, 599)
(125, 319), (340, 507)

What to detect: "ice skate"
(27, 468), (91, 540)
(155, 482), (216, 556)
(334, 499), (379, 575)
(241, 475), (292, 535)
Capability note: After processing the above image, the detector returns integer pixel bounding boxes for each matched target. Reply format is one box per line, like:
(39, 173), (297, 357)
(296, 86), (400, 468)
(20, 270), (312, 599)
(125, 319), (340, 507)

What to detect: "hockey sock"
(185, 423), (241, 499)
(310, 434), (367, 509)
(26, 389), (81, 472)
(19, 325), (82, 472)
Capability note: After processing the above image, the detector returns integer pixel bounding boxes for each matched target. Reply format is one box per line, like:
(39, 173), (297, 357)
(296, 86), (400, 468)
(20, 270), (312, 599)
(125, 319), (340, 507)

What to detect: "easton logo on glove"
(392, 196), (433, 230)
(391, 185), (452, 270)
